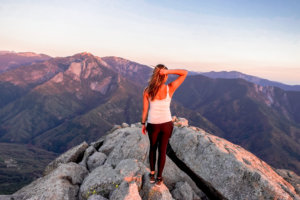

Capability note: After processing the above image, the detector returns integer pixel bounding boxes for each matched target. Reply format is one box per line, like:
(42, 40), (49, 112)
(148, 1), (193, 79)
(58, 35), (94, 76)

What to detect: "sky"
(0, 0), (299, 84)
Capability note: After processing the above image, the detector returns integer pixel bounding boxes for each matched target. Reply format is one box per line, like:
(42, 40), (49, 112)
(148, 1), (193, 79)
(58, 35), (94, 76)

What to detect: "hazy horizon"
(0, 0), (299, 84)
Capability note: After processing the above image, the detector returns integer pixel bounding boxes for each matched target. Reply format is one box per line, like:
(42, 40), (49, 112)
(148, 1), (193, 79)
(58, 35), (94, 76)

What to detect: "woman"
(141, 64), (188, 186)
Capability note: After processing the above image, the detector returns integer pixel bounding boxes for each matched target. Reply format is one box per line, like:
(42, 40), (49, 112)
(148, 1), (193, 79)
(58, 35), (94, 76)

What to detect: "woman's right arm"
(164, 69), (188, 93)
(165, 69), (188, 76)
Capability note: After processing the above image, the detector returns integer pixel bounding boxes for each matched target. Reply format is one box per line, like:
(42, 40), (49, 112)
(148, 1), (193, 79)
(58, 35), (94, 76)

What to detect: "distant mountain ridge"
(201, 70), (300, 91)
(0, 51), (51, 73)
(101, 56), (153, 86)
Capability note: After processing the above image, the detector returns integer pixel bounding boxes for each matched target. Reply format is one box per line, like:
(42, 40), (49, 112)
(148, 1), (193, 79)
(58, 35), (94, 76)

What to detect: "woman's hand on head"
(142, 125), (147, 135)
(159, 69), (167, 76)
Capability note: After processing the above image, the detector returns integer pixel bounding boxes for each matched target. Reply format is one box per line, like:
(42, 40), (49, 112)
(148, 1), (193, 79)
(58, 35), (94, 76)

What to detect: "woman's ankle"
(155, 176), (163, 186)
(150, 171), (155, 174)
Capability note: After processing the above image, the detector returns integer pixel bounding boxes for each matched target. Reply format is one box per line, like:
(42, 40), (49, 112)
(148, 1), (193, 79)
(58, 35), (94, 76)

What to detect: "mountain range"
(0, 50), (299, 194)
(0, 51), (51, 73)
(201, 71), (300, 91)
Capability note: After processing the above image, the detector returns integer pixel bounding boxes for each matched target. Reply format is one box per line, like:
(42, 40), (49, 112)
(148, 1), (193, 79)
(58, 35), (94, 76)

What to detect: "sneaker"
(155, 176), (163, 186)
(149, 172), (155, 183)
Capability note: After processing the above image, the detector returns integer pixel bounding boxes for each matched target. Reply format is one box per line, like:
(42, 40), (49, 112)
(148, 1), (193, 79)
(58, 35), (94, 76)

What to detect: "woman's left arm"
(141, 89), (149, 132)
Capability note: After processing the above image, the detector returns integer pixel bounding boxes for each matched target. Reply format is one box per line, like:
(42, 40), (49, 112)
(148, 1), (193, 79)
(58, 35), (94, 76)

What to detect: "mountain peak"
(7, 116), (299, 200)
(102, 56), (130, 63)
(71, 52), (95, 59)
(78, 52), (93, 56)
(17, 52), (42, 57)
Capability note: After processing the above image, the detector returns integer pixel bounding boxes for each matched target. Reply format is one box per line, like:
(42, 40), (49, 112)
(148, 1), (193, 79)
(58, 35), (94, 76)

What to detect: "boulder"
(44, 141), (89, 175)
(134, 122), (143, 128)
(110, 124), (122, 132)
(87, 151), (107, 171)
(90, 136), (106, 150)
(79, 159), (146, 200)
(79, 163), (120, 200)
(110, 181), (141, 200)
(169, 126), (300, 199)
(79, 145), (97, 169)
(121, 122), (129, 128)
(13, 162), (88, 200)
(98, 127), (148, 168)
(130, 123), (136, 128)
(139, 172), (174, 200)
(172, 116), (188, 127)
(171, 181), (200, 200)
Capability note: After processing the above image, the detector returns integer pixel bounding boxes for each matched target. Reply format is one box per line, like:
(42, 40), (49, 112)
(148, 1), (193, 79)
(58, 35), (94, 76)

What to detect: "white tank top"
(147, 85), (172, 124)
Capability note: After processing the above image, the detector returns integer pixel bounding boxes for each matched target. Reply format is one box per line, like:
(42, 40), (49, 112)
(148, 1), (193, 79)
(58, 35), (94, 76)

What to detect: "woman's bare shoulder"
(143, 87), (149, 96)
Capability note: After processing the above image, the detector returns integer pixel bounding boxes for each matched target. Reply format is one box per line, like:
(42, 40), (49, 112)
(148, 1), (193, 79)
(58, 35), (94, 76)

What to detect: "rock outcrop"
(168, 124), (299, 200)
(44, 141), (89, 175)
(2, 116), (299, 200)
(9, 162), (88, 200)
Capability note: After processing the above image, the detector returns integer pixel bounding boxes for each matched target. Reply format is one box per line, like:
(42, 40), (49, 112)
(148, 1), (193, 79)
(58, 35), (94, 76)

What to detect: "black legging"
(146, 121), (174, 177)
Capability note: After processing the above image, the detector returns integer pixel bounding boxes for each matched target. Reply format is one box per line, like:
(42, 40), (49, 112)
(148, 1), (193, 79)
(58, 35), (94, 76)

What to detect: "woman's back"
(147, 84), (172, 124)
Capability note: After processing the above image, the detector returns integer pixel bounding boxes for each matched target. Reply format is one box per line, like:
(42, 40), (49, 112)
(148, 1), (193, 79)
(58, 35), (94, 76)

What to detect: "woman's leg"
(157, 121), (174, 177)
(146, 123), (161, 172)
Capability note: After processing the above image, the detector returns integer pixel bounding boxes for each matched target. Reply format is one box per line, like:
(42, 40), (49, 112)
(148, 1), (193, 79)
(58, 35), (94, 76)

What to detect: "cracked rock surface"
(3, 116), (299, 200)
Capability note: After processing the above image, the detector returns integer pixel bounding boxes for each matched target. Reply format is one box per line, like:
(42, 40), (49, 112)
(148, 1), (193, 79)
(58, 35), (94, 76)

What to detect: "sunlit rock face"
(169, 123), (299, 199)
(2, 116), (299, 200)
(90, 76), (112, 95)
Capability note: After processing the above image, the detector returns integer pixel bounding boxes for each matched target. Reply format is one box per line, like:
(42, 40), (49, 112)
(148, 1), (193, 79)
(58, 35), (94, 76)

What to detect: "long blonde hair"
(145, 64), (168, 101)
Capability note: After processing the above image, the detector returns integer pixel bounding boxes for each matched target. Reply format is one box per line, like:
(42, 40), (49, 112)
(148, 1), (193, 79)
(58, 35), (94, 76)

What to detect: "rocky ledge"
(1, 116), (299, 200)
